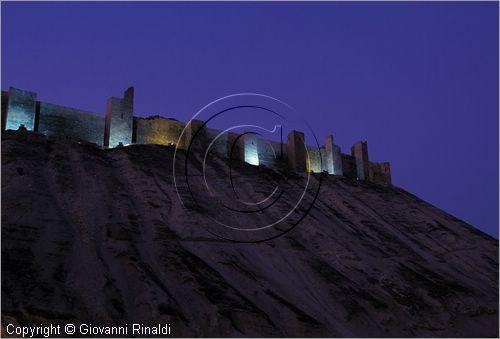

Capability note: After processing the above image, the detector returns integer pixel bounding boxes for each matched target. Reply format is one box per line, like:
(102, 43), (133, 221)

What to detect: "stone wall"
(5, 87), (37, 131)
(320, 148), (328, 172)
(1, 91), (8, 130)
(133, 116), (185, 146)
(341, 154), (357, 179)
(242, 133), (259, 165)
(182, 119), (205, 151)
(325, 135), (343, 175)
(255, 136), (280, 168)
(369, 162), (392, 186)
(105, 87), (134, 147)
(269, 140), (286, 160)
(227, 132), (242, 161)
(1, 85), (393, 185)
(331, 145), (343, 176)
(287, 130), (307, 172)
(205, 127), (229, 157)
(351, 141), (369, 180)
(38, 102), (105, 146)
(306, 145), (322, 173)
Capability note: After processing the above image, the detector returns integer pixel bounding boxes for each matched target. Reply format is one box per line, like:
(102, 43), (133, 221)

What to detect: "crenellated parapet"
(1, 86), (392, 185)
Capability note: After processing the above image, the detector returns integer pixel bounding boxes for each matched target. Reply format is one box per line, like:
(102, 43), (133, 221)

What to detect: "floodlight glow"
(245, 147), (259, 166)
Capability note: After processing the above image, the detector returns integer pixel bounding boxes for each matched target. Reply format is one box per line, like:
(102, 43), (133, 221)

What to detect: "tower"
(4, 87), (37, 131)
(242, 133), (259, 166)
(351, 141), (369, 180)
(287, 130), (307, 172)
(325, 135), (343, 175)
(104, 87), (134, 147)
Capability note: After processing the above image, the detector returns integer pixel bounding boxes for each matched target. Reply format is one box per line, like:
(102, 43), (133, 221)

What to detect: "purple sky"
(2, 2), (498, 238)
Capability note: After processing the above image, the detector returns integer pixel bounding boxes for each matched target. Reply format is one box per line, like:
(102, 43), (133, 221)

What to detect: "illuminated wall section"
(243, 133), (259, 166)
(320, 147), (328, 172)
(5, 87), (37, 131)
(332, 145), (343, 176)
(325, 135), (343, 175)
(133, 116), (184, 146)
(105, 87), (134, 147)
(1, 85), (392, 185)
(306, 145), (322, 173)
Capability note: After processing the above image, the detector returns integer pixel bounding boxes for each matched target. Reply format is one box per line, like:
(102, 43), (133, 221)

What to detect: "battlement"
(1, 86), (392, 185)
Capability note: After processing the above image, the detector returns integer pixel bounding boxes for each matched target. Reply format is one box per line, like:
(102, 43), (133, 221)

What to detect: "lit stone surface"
(5, 87), (37, 131)
(306, 145), (322, 173)
(133, 116), (184, 146)
(325, 135), (343, 176)
(105, 87), (134, 147)
(1, 85), (392, 185)
(243, 133), (259, 166)
(332, 144), (343, 176)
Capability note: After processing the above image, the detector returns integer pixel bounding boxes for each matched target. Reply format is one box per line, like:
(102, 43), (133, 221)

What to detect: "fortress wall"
(105, 87), (134, 147)
(224, 131), (288, 170)
(267, 139), (289, 171)
(227, 132), (242, 161)
(256, 136), (281, 167)
(2, 91), (8, 130)
(268, 140), (287, 160)
(2, 85), (392, 185)
(226, 132), (288, 170)
(324, 136), (335, 174)
(205, 127), (229, 156)
(341, 154), (357, 179)
(306, 145), (322, 173)
(242, 133), (260, 166)
(369, 162), (392, 186)
(320, 148), (328, 172)
(258, 137), (288, 170)
(133, 116), (185, 146)
(351, 141), (369, 180)
(332, 144), (343, 176)
(287, 130), (307, 172)
(182, 119), (206, 151)
(5, 87), (37, 131)
(38, 102), (105, 146)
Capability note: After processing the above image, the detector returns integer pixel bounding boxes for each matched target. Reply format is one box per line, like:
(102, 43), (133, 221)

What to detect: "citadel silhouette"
(1, 86), (391, 185)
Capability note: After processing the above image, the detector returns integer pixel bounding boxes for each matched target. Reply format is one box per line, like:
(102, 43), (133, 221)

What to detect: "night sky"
(2, 2), (498, 238)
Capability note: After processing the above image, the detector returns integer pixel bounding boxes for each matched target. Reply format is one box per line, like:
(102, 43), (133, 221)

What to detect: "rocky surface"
(1, 131), (498, 337)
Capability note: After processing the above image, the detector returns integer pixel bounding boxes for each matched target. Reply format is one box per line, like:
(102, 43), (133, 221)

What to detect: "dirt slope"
(1, 131), (498, 337)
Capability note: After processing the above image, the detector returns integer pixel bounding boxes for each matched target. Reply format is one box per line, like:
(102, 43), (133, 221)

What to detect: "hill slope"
(1, 131), (498, 337)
